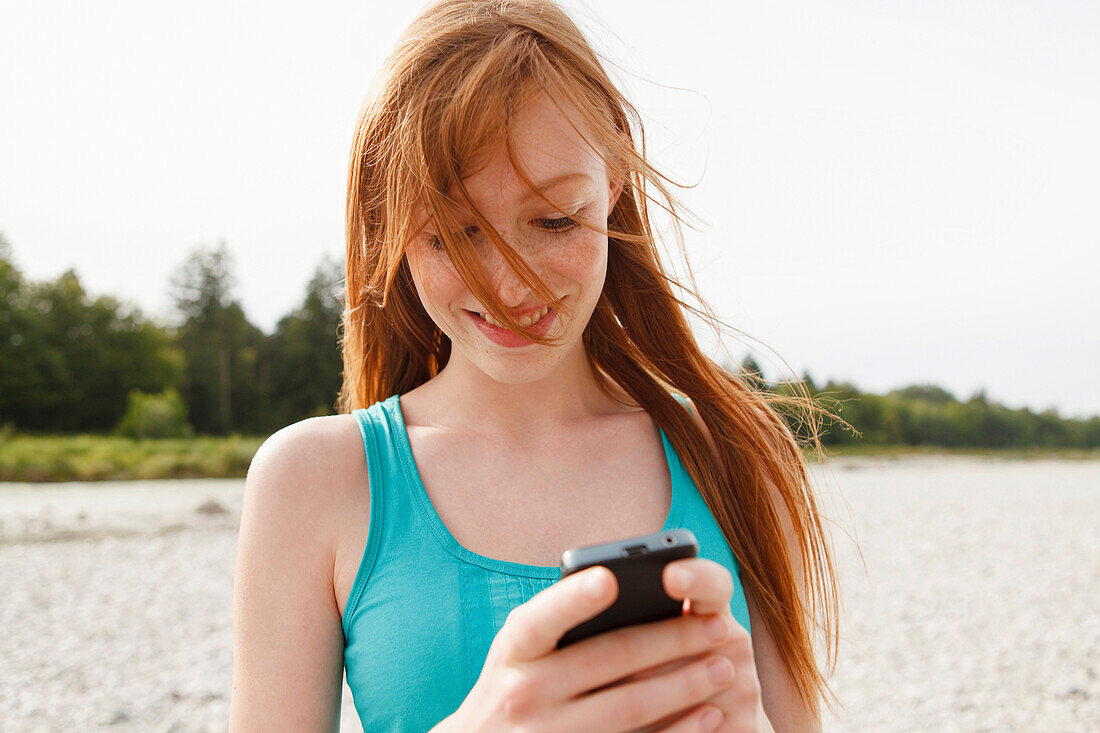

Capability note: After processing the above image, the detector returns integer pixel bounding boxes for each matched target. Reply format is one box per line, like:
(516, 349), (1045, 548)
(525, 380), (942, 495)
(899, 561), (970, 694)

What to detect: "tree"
(34, 271), (182, 430)
(891, 384), (957, 404)
(260, 254), (345, 428)
(115, 387), (193, 439)
(1, 236), (181, 430)
(170, 240), (265, 434)
(0, 232), (37, 427)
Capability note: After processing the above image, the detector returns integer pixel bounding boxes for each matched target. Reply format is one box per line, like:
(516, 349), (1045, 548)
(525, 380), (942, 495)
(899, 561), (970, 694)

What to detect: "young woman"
(231, 1), (840, 731)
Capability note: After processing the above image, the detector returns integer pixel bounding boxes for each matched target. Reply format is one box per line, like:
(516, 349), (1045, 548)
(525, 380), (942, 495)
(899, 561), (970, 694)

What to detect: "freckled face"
(405, 91), (622, 384)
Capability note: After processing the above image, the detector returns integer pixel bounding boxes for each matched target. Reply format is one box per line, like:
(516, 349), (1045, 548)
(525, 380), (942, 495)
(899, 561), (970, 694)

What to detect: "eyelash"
(427, 215), (581, 252)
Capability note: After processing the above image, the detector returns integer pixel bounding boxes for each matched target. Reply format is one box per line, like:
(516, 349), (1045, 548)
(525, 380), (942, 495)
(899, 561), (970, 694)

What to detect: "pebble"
(193, 499), (228, 515)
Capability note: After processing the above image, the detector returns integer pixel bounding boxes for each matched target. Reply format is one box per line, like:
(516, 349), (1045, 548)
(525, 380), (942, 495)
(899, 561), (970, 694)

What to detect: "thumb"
(493, 565), (618, 663)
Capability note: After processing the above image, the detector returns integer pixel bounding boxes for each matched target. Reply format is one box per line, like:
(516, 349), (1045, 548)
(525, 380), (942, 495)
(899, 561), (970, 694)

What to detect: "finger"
(560, 652), (735, 733)
(542, 610), (736, 699)
(492, 565), (618, 663)
(663, 559), (733, 617)
(655, 704), (724, 733)
(629, 702), (725, 733)
(700, 633), (761, 723)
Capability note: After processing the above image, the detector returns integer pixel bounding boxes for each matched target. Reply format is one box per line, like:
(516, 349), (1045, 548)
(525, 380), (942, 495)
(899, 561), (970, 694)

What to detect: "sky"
(2, 0), (1098, 418)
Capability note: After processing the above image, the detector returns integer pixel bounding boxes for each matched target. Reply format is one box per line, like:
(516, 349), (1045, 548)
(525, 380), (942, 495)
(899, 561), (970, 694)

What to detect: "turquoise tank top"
(341, 394), (751, 732)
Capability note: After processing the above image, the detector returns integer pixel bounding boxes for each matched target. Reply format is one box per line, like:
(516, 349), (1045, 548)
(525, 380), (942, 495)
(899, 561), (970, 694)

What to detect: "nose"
(483, 239), (531, 308)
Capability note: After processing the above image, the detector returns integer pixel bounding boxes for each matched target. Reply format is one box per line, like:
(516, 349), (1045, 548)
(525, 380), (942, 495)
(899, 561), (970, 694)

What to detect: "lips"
(465, 300), (560, 348)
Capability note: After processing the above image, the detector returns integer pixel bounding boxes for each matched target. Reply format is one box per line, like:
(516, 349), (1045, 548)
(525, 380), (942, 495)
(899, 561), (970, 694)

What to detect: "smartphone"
(556, 528), (699, 648)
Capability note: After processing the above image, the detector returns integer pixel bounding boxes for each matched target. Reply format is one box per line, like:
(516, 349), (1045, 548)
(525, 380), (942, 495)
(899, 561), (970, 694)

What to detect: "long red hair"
(339, 0), (844, 719)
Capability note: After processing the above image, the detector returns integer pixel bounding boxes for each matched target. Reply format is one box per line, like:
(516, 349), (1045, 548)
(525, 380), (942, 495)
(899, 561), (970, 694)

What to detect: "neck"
(413, 341), (632, 435)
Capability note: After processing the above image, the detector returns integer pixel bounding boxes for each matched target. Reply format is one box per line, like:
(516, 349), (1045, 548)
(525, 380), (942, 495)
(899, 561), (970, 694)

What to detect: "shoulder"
(243, 414), (367, 560)
(676, 392), (799, 571)
(249, 413), (365, 485)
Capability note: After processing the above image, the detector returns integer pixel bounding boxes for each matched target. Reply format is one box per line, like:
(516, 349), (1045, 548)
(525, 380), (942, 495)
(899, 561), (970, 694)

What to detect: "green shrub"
(114, 388), (194, 439)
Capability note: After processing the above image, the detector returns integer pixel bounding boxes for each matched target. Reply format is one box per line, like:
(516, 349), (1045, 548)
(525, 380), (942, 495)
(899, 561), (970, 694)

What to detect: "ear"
(608, 174), (624, 212)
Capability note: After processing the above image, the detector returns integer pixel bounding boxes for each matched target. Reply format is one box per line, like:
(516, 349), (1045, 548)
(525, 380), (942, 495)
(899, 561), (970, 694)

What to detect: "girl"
(231, 1), (840, 731)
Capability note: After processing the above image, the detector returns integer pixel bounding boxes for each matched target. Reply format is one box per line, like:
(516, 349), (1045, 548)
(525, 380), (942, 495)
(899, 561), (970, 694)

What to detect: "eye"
(538, 215), (580, 233)
(426, 212), (583, 252)
(427, 225), (478, 252)
(538, 203), (590, 234)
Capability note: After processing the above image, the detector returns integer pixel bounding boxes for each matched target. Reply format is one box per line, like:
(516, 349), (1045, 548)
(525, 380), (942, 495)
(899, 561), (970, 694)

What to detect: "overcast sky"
(2, 0), (1097, 418)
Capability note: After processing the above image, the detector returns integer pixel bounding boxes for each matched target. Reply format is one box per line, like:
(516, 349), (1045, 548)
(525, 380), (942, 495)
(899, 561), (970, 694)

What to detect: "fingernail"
(583, 569), (608, 599)
(707, 657), (733, 686)
(672, 567), (693, 593)
(701, 708), (723, 730)
(703, 615), (730, 642)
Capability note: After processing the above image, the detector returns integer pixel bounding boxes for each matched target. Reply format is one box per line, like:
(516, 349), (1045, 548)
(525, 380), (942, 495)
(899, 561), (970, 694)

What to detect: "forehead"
(410, 91), (606, 227)
(469, 91), (606, 195)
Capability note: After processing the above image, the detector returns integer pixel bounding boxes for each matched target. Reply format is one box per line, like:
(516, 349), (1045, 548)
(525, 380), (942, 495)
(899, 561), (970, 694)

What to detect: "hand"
(434, 565), (739, 732)
(614, 559), (770, 733)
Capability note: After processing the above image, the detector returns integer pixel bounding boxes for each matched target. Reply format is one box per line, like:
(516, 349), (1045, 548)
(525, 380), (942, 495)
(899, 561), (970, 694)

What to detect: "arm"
(739, 479), (827, 730)
(681, 396), (822, 732)
(229, 420), (348, 732)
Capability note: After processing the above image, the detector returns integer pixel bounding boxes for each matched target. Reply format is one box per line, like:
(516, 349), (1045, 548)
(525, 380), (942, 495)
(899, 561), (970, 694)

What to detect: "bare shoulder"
(249, 413), (365, 491)
(243, 412), (370, 588)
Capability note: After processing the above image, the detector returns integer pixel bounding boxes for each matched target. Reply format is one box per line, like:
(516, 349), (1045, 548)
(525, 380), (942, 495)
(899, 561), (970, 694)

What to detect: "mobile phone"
(556, 528), (699, 648)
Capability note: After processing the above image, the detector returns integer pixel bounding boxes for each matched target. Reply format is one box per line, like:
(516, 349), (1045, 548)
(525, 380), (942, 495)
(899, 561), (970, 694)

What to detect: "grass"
(0, 433), (265, 482)
(0, 434), (1096, 483)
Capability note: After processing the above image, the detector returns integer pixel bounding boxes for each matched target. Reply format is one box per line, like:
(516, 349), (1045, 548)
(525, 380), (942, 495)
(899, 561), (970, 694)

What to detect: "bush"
(114, 388), (194, 439)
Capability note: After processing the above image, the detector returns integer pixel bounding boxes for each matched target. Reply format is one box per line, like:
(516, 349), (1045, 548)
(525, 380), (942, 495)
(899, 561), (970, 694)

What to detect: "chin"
(468, 352), (566, 385)
(449, 330), (584, 385)
(441, 306), (593, 384)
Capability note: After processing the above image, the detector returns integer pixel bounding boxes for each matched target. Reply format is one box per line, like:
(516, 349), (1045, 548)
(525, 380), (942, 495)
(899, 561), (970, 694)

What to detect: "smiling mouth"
(466, 298), (562, 329)
(467, 304), (550, 329)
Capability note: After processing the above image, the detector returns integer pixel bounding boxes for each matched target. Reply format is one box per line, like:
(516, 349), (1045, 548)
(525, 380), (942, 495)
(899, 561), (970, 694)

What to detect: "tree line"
(1, 232), (1097, 448)
(1, 234), (341, 436)
(746, 357), (1100, 450)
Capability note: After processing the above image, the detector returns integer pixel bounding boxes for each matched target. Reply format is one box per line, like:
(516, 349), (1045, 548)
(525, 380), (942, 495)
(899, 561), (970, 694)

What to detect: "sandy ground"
(0, 456), (1097, 731)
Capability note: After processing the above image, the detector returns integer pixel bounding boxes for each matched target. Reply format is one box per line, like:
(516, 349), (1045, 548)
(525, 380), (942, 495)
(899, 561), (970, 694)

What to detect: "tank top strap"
(663, 391), (752, 634)
(342, 395), (416, 637)
(670, 390), (694, 415)
(662, 391), (697, 495)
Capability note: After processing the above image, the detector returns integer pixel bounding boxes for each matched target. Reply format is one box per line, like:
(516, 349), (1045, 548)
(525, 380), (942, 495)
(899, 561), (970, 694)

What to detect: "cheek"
(408, 251), (466, 320)
(540, 231), (607, 287)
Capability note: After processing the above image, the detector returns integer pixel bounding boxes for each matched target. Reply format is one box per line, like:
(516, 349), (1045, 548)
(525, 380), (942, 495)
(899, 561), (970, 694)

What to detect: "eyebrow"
(521, 172), (594, 200)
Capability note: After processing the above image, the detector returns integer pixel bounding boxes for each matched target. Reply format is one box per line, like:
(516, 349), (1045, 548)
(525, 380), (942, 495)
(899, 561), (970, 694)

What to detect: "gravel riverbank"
(1, 457), (1097, 731)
